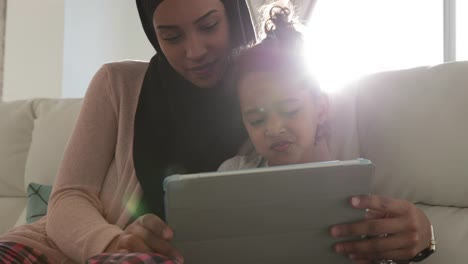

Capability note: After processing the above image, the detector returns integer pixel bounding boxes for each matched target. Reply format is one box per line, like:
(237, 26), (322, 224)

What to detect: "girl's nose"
(265, 118), (286, 137)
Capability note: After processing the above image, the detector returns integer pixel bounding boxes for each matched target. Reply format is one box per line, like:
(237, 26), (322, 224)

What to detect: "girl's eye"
(282, 108), (300, 117)
(248, 118), (265, 127)
(277, 100), (302, 117)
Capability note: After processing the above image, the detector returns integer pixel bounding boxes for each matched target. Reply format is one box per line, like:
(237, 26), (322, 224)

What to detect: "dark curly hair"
(263, 5), (303, 47)
(230, 5), (319, 97)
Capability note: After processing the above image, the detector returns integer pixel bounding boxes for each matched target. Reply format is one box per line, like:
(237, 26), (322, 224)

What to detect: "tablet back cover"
(164, 159), (373, 264)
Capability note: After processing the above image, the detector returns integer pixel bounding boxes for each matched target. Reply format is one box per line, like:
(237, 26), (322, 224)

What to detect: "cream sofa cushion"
(354, 61), (468, 207)
(14, 207), (27, 228)
(417, 204), (468, 264)
(0, 99), (82, 232)
(0, 101), (34, 197)
(0, 198), (26, 234)
(326, 62), (468, 264)
(327, 89), (361, 161)
(24, 99), (83, 188)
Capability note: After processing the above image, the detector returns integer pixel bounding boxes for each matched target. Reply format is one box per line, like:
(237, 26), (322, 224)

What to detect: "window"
(457, 0), (468, 60)
(247, 0), (313, 38)
(304, 0), (443, 91)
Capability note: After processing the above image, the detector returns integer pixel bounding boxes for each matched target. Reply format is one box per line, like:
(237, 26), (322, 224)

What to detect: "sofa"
(0, 98), (82, 231)
(1, 61), (467, 263)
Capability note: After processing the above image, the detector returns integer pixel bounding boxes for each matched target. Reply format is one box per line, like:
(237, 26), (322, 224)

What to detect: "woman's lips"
(189, 60), (218, 78)
(271, 141), (291, 152)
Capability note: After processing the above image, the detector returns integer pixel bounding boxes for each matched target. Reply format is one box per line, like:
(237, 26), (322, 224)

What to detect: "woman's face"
(238, 72), (328, 166)
(153, 0), (230, 88)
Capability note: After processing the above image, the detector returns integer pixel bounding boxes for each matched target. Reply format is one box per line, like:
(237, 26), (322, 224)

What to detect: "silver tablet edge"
(163, 158), (372, 192)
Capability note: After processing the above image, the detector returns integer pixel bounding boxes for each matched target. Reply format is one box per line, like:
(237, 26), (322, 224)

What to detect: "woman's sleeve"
(46, 65), (123, 263)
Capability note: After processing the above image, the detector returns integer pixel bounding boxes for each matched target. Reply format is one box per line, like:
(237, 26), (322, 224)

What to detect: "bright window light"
(304, 0), (443, 92)
(457, 0), (468, 60)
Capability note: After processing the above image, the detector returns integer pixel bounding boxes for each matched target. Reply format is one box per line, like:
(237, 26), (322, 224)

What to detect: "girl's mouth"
(271, 141), (291, 152)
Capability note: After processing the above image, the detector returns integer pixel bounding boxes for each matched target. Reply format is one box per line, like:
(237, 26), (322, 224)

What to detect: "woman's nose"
(185, 34), (208, 61)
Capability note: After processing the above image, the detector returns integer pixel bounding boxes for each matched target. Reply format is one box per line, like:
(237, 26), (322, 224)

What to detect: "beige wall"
(0, 0), (7, 101)
(3, 0), (65, 101)
(2, 1), (153, 101)
(61, 0), (153, 98)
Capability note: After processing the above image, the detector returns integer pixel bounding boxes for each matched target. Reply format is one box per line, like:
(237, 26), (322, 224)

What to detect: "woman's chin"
(189, 75), (223, 89)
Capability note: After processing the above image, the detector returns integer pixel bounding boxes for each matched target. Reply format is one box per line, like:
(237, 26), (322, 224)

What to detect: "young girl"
(219, 7), (434, 264)
(219, 5), (331, 170)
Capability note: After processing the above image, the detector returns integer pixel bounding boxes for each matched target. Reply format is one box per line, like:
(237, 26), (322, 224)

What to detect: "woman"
(0, 0), (255, 263)
(0, 1), (434, 263)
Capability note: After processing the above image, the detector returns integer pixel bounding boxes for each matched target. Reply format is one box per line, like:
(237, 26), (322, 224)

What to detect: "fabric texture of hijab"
(133, 0), (256, 219)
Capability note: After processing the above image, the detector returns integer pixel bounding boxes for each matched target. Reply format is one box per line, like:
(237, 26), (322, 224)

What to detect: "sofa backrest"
(328, 61), (468, 208)
(0, 100), (35, 198)
(23, 99), (83, 189)
(0, 98), (82, 231)
(0, 98), (82, 199)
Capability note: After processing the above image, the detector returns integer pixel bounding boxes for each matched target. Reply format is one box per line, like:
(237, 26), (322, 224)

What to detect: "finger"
(144, 234), (183, 260)
(350, 195), (410, 216)
(138, 214), (173, 240)
(349, 256), (372, 264)
(365, 209), (389, 219)
(351, 247), (420, 262)
(130, 225), (183, 260)
(331, 218), (408, 238)
(118, 233), (153, 253)
(377, 249), (417, 263)
(349, 254), (383, 264)
(334, 233), (417, 256)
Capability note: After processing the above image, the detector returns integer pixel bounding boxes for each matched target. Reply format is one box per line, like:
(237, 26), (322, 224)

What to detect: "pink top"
(0, 61), (149, 263)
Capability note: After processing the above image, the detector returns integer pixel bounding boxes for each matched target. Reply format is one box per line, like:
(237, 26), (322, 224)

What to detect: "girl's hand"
(330, 195), (432, 263)
(105, 214), (183, 263)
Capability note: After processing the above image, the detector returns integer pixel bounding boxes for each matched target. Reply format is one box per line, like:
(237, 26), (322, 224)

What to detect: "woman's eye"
(162, 34), (181, 43)
(201, 22), (218, 32)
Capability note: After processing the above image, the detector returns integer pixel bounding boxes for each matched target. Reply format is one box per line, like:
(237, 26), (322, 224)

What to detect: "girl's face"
(153, 0), (230, 88)
(238, 72), (328, 166)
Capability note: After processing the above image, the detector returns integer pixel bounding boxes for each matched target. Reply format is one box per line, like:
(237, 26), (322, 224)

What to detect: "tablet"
(163, 159), (374, 264)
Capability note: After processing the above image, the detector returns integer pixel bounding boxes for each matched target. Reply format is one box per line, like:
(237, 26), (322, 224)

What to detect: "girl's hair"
(256, 0), (298, 40)
(231, 5), (320, 96)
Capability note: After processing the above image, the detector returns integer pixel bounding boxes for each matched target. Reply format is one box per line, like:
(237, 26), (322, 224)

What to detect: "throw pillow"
(26, 183), (52, 224)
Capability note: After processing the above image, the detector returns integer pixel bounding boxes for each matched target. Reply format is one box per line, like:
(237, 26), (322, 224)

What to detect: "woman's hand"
(105, 214), (183, 263)
(330, 195), (432, 264)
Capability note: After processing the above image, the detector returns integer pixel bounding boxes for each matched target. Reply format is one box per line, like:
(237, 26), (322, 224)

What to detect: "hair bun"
(263, 5), (302, 48)
(265, 6), (292, 34)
